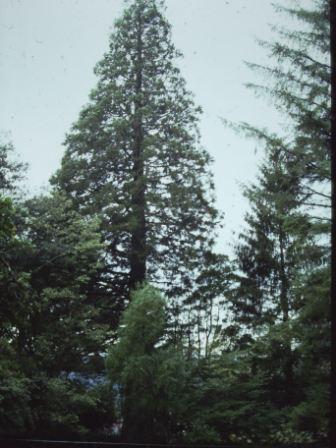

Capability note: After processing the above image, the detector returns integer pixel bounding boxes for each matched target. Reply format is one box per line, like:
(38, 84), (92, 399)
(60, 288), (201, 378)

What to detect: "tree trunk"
(279, 226), (294, 402)
(123, 9), (147, 441)
(129, 8), (146, 290)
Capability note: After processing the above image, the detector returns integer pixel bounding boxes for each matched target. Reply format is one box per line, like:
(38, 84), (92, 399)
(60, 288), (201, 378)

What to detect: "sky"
(0, 0), (292, 255)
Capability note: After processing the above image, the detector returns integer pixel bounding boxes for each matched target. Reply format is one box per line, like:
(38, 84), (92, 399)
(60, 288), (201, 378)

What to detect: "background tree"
(0, 183), (117, 437)
(14, 192), (112, 437)
(0, 142), (27, 197)
(223, 0), (330, 442)
(246, 0), (330, 216)
(0, 143), (32, 434)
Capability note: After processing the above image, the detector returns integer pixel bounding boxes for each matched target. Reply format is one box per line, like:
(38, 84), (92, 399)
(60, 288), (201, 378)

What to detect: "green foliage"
(0, 188), (116, 437)
(0, 150), (32, 435)
(0, 142), (27, 196)
(223, 0), (330, 443)
(0, 196), (15, 241)
(0, 341), (32, 433)
(0, 0), (330, 443)
(52, 0), (219, 315)
(106, 284), (191, 442)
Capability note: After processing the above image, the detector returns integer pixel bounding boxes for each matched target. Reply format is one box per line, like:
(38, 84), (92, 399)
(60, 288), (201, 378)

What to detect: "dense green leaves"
(52, 0), (219, 313)
(0, 142), (27, 196)
(223, 0), (330, 443)
(0, 0), (330, 443)
(0, 176), (115, 436)
(106, 284), (190, 442)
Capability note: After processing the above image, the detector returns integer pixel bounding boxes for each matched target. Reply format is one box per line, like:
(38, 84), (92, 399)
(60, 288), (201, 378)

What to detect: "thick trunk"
(129, 9), (146, 290)
(123, 10), (148, 441)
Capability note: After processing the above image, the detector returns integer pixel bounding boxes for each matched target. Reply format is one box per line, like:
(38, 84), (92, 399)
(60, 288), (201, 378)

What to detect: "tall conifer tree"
(226, 0), (330, 441)
(53, 0), (219, 316)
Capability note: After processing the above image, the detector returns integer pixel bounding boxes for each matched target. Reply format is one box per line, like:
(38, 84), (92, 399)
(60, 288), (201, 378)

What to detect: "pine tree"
(225, 0), (330, 442)
(52, 0), (219, 318)
(231, 143), (314, 391)
(246, 0), (330, 217)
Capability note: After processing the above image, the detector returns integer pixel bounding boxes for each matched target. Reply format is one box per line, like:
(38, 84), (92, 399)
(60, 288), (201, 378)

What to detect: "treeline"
(0, 0), (330, 445)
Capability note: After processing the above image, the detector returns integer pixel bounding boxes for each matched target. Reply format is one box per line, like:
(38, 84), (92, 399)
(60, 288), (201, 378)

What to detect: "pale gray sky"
(0, 0), (295, 254)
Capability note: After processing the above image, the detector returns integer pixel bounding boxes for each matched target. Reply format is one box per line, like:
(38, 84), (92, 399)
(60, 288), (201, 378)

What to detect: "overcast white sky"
(0, 0), (299, 254)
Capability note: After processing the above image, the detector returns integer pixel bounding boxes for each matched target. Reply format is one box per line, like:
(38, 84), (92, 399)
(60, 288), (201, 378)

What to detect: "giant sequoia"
(53, 0), (219, 311)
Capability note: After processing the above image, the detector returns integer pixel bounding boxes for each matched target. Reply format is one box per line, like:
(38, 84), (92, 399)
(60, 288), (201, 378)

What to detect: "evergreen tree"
(246, 0), (330, 215)
(52, 0), (219, 319)
(184, 251), (232, 359)
(106, 284), (190, 443)
(224, 0), (330, 442)
(230, 142), (315, 397)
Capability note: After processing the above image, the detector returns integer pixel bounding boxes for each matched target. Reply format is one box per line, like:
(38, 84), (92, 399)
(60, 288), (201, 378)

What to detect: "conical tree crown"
(53, 0), (219, 307)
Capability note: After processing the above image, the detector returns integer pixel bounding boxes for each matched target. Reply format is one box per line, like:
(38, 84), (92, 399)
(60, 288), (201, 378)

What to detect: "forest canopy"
(0, 0), (330, 445)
